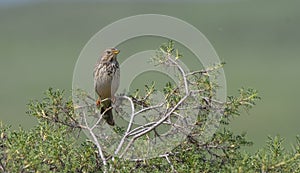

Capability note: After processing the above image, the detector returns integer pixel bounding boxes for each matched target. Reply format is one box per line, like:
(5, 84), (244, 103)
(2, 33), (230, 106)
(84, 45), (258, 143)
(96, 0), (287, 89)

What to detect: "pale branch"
(185, 63), (224, 77)
(119, 95), (135, 133)
(164, 154), (177, 173)
(119, 94), (190, 158)
(82, 112), (107, 171)
(114, 95), (135, 155)
(132, 94), (189, 138)
(90, 107), (112, 130)
(115, 97), (165, 155)
(185, 69), (207, 76)
(127, 122), (155, 135)
(166, 53), (189, 95)
(132, 102), (165, 118)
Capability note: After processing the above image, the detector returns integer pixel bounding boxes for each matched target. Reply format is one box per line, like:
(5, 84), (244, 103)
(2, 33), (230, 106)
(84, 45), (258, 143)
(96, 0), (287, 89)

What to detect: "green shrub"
(1, 42), (299, 172)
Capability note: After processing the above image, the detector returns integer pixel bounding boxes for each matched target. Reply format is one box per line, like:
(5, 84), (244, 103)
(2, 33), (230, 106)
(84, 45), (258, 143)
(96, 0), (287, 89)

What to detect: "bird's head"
(101, 48), (120, 62)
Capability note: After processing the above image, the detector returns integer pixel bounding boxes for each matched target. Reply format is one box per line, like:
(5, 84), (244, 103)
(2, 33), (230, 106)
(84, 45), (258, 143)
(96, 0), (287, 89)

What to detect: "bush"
(1, 42), (299, 172)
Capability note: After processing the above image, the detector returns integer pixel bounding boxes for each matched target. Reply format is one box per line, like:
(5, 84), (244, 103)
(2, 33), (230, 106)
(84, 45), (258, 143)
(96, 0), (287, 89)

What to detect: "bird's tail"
(101, 101), (115, 126)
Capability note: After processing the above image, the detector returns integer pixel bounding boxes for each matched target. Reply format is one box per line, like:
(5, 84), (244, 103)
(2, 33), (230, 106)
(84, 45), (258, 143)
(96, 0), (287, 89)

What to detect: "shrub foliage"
(1, 42), (300, 172)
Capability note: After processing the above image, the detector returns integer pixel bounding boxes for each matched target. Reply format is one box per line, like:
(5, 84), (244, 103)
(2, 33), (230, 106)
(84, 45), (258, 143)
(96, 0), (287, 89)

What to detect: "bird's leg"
(96, 97), (101, 107)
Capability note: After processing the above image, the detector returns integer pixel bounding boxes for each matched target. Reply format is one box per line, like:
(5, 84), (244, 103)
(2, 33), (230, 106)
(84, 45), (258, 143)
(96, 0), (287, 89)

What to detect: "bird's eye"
(106, 51), (112, 54)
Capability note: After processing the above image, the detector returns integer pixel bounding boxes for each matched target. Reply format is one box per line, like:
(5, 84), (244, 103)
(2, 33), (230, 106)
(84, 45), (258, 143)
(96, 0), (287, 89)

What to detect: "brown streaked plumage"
(93, 48), (120, 126)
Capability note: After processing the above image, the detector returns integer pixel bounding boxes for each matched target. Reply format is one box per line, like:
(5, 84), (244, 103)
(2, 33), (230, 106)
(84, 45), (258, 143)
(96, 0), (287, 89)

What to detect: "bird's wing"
(111, 68), (120, 95)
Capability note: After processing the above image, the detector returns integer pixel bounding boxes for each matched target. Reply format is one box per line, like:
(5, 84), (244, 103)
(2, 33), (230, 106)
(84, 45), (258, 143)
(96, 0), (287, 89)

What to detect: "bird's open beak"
(113, 49), (120, 55)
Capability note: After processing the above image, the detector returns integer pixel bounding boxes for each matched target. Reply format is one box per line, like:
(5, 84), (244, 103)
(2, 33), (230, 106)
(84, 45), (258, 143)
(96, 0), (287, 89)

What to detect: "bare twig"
(90, 106), (112, 130)
(114, 95), (135, 155)
(164, 154), (177, 173)
(120, 94), (190, 158)
(81, 112), (107, 172)
(166, 53), (189, 95)
(115, 97), (165, 155)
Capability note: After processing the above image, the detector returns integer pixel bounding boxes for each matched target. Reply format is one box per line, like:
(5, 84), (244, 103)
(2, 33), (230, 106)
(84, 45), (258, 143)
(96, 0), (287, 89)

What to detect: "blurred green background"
(0, 0), (299, 152)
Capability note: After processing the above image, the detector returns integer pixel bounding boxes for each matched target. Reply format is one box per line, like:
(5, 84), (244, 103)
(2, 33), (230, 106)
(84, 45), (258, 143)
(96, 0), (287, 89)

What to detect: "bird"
(93, 48), (120, 126)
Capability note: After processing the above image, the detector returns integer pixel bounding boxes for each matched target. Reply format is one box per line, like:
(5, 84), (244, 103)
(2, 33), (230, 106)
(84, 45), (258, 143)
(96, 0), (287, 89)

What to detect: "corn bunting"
(93, 48), (120, 126)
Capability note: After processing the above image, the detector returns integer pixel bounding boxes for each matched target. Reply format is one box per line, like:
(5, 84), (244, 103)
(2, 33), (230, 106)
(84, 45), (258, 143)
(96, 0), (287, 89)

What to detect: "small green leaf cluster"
(27, 88), (79, 129)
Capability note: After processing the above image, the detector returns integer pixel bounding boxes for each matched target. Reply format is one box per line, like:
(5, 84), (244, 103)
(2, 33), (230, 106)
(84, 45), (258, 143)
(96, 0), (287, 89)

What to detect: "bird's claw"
(96, 98), (101, 107)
